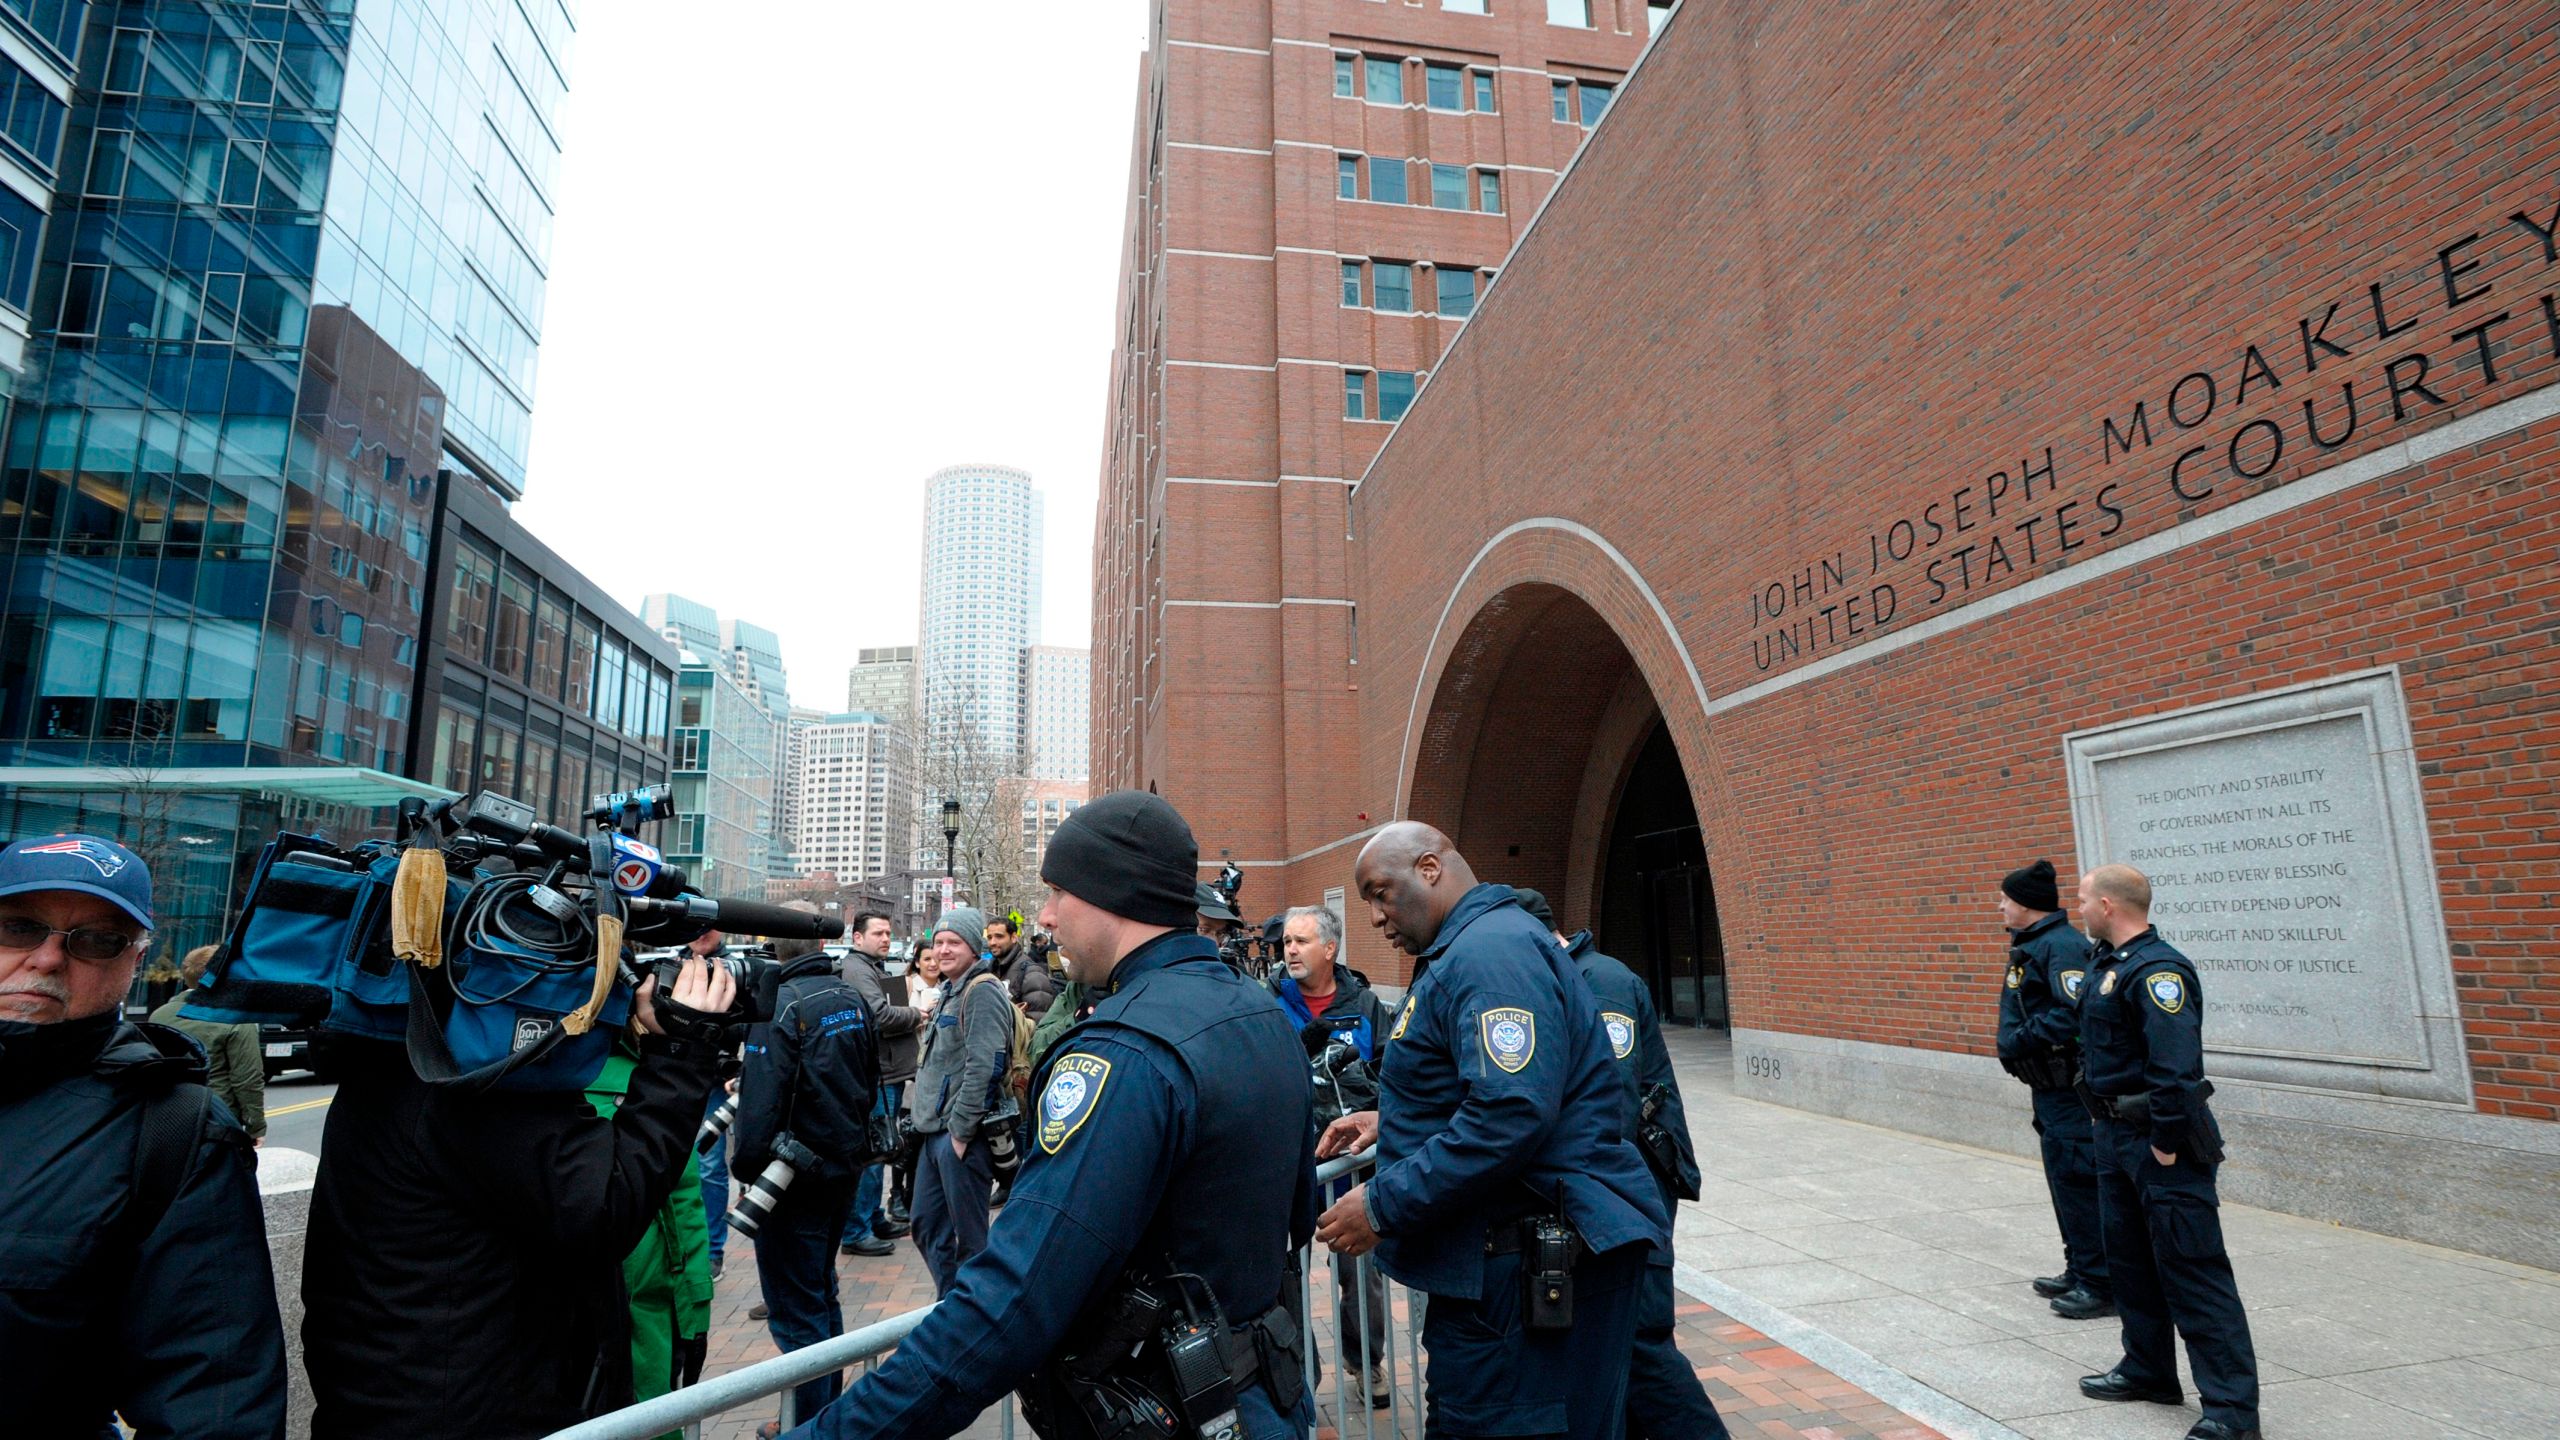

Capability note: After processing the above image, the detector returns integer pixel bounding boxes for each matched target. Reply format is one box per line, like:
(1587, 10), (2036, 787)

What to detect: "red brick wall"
(1340, 0), (2560, 1119)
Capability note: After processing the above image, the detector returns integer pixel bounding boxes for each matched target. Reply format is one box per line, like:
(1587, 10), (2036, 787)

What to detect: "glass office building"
(0, 0), (579, 962)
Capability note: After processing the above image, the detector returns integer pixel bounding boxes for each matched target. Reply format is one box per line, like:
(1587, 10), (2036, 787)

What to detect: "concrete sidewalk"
(1661, 1030), (2560, 1439)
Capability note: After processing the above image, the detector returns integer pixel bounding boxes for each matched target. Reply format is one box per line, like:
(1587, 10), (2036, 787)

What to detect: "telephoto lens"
(696, 1093), (738, 1155)
(727, 1135), (816, 1237)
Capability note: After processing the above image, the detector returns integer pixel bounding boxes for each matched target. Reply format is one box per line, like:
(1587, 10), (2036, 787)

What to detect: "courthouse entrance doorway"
(1402, 583), (1726, 1020)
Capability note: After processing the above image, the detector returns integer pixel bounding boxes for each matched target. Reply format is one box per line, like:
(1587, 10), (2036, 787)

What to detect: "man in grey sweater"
(906, 907), (1015, 1295)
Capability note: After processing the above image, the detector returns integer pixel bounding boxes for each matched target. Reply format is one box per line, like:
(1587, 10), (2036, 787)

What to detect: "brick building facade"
(1094, 0), (2560, 1263)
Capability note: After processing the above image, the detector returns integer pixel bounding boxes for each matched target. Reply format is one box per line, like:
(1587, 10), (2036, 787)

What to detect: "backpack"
(778, 968), (886, 1168)
(963, 972), (1037, 1099)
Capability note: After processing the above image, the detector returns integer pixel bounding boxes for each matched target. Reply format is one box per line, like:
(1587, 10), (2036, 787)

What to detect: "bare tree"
(907, 674), (1041, 926)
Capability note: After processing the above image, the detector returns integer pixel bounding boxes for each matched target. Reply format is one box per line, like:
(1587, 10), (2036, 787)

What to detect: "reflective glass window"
(1443, 0), (1489, 11)
(1548, 0), (1592, 25)
(1369, 157), (1407, 205)
(566, 615), (599, 712)
(1343, 372), (1366, 420)
(1552, 80), (1572, 122)
(446, 540), (497, 660)
(85, 128), (129, 196)
(56, 262), (101, 333)
(1478, 170), (1503, 213)
(1426, 63), (1463, 111)
(1438, 268), (1477, 318)
(0, 186), (38, 312)
(491, 567), (534, 678)
(596, 642), (626, 728)
(1364, 57), (1402, 105)
(1340, 260), (1363, 307)
(531, 593), (568, 695)
(1334, 54), (1355, 97)
(1473, 71), (1496, 111)
(1374, 262), (1413, 313)
(1, 0), (85, 58)
(1650, 2), (1674, 32)
(1379, 371), (1418, 421)
(1432, 164), (1467, 209)
(1337, 155), (1358, 199)
(1581, 82), (1614, 123)
(0, 58), (68, 171)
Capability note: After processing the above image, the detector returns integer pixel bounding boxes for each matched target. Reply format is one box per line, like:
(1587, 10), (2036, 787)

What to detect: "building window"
(56, 262), (103, 335)
(1431, 164), (1468, 210)
(531, 594), (569, 697)
(1473, 70), (1497, 112)
(1548, 0), (1592, 25)
(1343, 370), (1369, 420)
(445, 541), (497, 660)
(1374, 262), (1413, 312)
(565, 615), (598, 713)
(1551, 80), (1573, 122)
(1337, 154), (1359, 199)
(1334, 53), (1356, 96)
(1364, 56), (1403, 105)
(85, 128), (130, 197)
(1581, 81), (1615, 124)
(1425, 63), (1464, 111)
(1340, 259), (1364, 307)
(490, 568), (534, 679)
(1444, 0), (1489, 12)
(1369, 156), (1407, 205)
(1478, 169), (1503, 213)
(1437, 268), (1477, 318)
(1378, 371), (1418, 422)
(0, 188), (36, 313)
(1650, 1), (1675, 32)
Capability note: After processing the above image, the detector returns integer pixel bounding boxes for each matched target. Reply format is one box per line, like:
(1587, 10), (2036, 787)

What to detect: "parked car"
(260, 1022), (315, 1079)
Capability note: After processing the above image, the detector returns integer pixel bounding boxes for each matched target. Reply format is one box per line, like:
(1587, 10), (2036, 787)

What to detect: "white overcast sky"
(516, 2), (1150, 708)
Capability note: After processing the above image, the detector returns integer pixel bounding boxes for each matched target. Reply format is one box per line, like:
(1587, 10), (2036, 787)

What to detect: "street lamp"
(940, 798), (962, 880)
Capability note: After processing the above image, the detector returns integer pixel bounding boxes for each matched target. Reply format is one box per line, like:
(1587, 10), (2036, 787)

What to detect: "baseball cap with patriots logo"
(0, 834), (154, 930)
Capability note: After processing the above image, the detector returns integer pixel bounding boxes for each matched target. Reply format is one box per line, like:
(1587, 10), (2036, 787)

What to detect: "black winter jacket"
(0, 1013), (286, 1440)
(843, 950), (923, 1085)
(997, 941), (1058, 1018)
(733, 952), (882, 1179)
(1997, 910), (2092, 1088)
(300, 1029), (718, 1439)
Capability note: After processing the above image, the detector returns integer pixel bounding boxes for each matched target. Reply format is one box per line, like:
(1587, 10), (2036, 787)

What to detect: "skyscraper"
(1021, 642), (1087, 782)
(0, 1), (587, 956)
(916, 462), (1040, 763)
(640, 592), (720, 658)
(846, 644), (913, 718)
(788, 708), (904, 885)
(1089, 0), (1656, 894)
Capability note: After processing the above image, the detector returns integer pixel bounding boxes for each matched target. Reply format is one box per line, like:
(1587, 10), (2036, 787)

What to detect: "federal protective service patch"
(2146, 972), (2186, 1015)
(1602, 1011), (1636, 1060)
(2060, 969), (2086, 1002)
(1038, 1053), (1113, 1154)
(1481, 1007), (1536, 1074)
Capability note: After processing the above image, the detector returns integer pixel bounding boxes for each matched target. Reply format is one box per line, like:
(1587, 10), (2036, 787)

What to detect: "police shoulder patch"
(1389, 994), (1416, 1041)
(2060, 969), (2086, 1002)
(1037, 1052), (1113, 1154)
(2005, 964), (2023, 990)
(1481, 1007), (1536, 1074)
(1602, 1011), (1636, 1060)
(2146, 972), (2186, 1015)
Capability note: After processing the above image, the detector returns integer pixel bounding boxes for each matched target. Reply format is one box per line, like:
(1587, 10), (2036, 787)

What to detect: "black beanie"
(1512, 886), (1557, 933)
(2002, 859), (2060, 912)
(1041, 790), (1200, 929)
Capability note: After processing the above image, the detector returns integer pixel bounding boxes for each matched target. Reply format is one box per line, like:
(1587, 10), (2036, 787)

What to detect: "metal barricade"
(547, 1151), (1420, 1440)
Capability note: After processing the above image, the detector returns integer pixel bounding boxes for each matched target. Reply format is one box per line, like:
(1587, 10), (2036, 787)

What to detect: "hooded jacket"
(0, 1013), (287, 1440)
(734, 951), (883, 1179)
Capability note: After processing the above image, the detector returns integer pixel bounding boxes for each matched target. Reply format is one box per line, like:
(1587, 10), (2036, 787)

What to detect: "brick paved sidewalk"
(686, 1226), (1945, 1440)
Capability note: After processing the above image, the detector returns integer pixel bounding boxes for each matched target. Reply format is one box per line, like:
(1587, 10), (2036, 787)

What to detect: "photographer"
(732, 903), (885, 1431)
(302, 954), (735, 1440)
(1268, 903), (1395, 1409)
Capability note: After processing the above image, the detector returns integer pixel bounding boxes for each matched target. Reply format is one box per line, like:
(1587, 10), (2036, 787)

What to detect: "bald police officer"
(1516, 888), (1725, 1440)
(2072, 864), (2259, 1440)
(787, 790), (1316, 1440)
(1317, 825), (1666, 1440)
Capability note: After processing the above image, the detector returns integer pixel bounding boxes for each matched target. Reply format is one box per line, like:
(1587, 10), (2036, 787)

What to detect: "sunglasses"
(0, 916), (141, 962)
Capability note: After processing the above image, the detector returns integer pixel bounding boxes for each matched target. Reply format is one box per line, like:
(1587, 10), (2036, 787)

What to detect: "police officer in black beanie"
(1994, 859), (2112, 1320)
(785, 790), (1317, 1440)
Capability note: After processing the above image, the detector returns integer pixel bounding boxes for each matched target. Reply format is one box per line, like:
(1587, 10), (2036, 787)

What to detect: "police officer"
(2072, 864), (2260, 1440)
(1316, 824), (1666, 1440)
(1993, 859), (2112, 1320)
(787, 789), (1316, 1440)
(1516, 888), (1726, 1440)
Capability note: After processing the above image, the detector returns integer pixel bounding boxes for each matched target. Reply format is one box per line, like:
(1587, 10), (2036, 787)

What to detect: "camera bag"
(404, 874), (630, 1094)
(181, 835), (460, 1042)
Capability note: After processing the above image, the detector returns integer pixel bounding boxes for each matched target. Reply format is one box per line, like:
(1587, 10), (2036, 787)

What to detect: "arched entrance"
(1404, 583), (1726, 1026)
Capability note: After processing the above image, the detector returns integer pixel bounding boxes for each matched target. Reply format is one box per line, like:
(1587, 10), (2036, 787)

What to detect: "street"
(261, 1074), (337, 1158)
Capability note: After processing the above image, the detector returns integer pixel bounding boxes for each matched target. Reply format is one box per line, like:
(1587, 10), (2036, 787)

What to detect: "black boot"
(2185, 1420), (2260, 1440)
(2031, 1273), (2073, 1298)
(2079, 1368), (2182, 1405)
(2049, 1286), (2117, 1320)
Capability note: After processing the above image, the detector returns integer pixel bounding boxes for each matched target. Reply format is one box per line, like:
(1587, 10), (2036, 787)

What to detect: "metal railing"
(548, 1150), (1422, 1440)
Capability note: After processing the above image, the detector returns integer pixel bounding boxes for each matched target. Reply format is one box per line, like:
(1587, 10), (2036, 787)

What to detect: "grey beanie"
(933, 906), (987, 953)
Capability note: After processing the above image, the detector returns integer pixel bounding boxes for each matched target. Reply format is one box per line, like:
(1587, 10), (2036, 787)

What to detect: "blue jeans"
(699, 1088), (731, 1263)
(754, 1171), (858, 1424)
(844, 1081), (904, 1243)
(910, 1132), (992, 1296)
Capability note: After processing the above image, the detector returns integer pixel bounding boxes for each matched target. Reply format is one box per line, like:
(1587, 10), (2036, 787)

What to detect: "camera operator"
(732, 902), (886, 1430)
(302, 952), (735, 1440)
(1, 834), (287, 1439)
(1268, 903), (1396, 1410)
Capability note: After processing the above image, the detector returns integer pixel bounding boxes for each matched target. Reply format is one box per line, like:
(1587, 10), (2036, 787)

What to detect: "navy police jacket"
(1369, 885), (1668, 1299)
(791, 930), (1317, 1440)
(1565, 930), (1700, 1218)
(2077, 927), (2211, 1157)
(1996, 910), (2090, 1074)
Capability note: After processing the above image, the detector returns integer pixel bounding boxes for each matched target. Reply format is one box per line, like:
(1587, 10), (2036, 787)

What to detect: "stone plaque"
(2065, 668), (2469, 1104)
